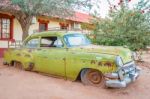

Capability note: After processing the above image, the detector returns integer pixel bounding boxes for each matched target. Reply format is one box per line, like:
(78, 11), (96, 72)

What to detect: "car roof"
(29, 31), (82, 38)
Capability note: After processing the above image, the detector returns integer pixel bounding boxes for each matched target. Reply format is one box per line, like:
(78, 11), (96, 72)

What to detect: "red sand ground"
(0, 53), (150, 99)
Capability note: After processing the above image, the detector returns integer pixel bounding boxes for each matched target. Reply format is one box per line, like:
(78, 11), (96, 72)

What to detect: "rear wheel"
(3, 61), (8, 65)
(81, 69), (105, 87)
(14, 61), (23, 70)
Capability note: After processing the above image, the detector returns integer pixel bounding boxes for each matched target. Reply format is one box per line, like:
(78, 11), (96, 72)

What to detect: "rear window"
(25, 38), (39, 48)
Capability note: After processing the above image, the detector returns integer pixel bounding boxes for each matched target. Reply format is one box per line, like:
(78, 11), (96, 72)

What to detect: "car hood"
(70, 45), (133, 63)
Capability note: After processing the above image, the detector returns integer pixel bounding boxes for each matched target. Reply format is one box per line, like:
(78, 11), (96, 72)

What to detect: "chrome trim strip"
(123, 61), (135, 67)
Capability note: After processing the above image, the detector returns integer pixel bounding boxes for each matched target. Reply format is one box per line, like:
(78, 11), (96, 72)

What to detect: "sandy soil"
(0, 53), (150, 99)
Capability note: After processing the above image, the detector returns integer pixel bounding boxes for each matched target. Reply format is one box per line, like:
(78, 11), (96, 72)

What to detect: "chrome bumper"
(105, 61), (141, 88)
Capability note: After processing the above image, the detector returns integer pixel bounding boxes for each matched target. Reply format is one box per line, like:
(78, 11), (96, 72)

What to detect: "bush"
(91, 4), (150, 51)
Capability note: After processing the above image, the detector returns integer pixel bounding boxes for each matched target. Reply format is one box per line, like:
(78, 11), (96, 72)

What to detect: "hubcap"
(87, 70), (103, 84)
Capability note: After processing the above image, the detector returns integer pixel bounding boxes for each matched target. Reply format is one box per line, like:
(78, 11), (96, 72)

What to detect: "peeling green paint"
(3, 32), (133, 81)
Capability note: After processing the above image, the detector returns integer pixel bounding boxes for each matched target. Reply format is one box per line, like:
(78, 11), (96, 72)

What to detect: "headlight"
(116, 56), (124, 67)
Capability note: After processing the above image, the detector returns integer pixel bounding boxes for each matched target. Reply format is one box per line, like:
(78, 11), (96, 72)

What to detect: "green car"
(3, 31), (141, 88)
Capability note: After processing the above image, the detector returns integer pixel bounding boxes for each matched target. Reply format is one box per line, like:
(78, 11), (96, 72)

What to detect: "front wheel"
(81, 69), (105, 87)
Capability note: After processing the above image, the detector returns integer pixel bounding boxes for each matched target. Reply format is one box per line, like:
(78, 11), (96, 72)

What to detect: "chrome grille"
(122, 61), (136, 74)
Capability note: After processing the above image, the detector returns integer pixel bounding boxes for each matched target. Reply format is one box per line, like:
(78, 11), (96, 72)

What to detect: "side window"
(40, 38), (53, 47)
(54, 38), (63, 48)
(25, 38), (39, 48)
(40, 36), (63, 48)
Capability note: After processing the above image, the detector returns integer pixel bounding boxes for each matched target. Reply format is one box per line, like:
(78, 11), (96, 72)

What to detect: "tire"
(3, 61), (8, 65)
(14, 61), (23, 70)
(81, 69), (105, 87)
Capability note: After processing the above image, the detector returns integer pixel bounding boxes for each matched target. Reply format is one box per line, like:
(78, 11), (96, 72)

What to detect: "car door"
(33, 36), (66, 77)
(21, 37), (40, 69)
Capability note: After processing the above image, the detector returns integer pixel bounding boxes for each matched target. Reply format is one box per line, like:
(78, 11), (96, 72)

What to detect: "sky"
(88, 0), (140, 18)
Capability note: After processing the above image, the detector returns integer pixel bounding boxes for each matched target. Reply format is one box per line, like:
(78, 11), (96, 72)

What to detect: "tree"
(92, 0), (150, 51)
(0, 0), (92, 40)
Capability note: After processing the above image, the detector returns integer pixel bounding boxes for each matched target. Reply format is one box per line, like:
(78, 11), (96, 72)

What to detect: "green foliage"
(92, 0), (150, 51)
(1, 0), (92, 40)
(11, 0), (92, 17)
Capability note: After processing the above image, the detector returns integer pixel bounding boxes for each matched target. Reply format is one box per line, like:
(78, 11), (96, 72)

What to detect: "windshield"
(64, 34), (91, 47)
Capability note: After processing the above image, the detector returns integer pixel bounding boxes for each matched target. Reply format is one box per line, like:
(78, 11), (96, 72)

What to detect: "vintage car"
(3, 31), (141, 88)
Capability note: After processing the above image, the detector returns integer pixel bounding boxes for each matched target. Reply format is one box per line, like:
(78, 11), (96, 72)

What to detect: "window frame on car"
(39, 36), (64, 48)
(24, 37), (40, 48)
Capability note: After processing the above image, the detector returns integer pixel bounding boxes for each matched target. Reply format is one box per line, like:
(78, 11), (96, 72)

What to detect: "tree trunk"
(22, 26), (30, 40)
(15, 14), (33, 41)
(20, 21), (31, 41)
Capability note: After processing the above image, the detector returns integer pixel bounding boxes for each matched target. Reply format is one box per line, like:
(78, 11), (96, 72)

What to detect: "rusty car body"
(3, 31), (141, 88)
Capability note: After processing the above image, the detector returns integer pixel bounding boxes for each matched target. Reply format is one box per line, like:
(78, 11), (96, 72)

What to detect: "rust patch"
(27, 63), (34, 70)
(91, 60), (96, 64)
(98, 62), (102, 66)
(104, 62), (113, 67)
(24, 54), (31, 58)
(16, 53), (21, 56)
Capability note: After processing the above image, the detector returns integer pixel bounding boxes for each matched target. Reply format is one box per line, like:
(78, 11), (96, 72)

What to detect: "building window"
(38, 19), (49, 32)
(39, 23), (47, 32)
(0, 13), (14, 40)
(0, 18), (10, 39)
(59, 23), (69, 30)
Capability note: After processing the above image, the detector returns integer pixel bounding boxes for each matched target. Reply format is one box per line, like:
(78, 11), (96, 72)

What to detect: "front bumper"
(105, 61), (141, 88)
